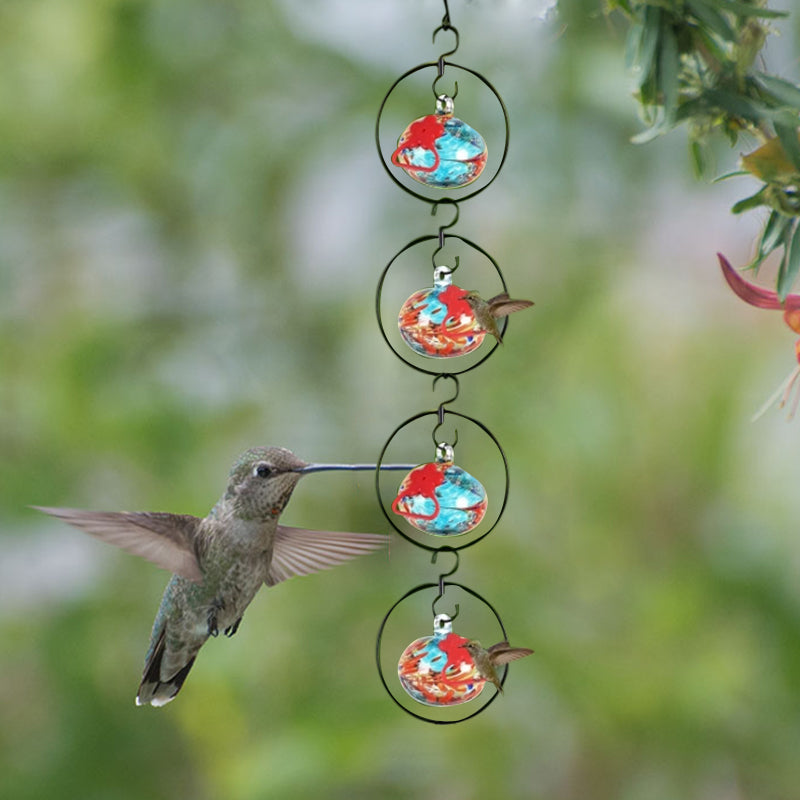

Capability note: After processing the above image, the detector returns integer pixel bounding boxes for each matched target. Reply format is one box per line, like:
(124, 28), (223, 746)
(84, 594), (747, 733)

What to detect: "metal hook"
(432, 23), (459, 60)
(441, 0), (452, 27)
(433, 374), (460, 407)
(431, 201), (460, 271)
(432, 74), (459, 101)
(432, 421), (459, 449)
(431, 21), (459, 99)
(432, 253), (459, 273)
(431, 200), (460, 234)
(431, 547), (460, 621)
(432, 374), (459, 448)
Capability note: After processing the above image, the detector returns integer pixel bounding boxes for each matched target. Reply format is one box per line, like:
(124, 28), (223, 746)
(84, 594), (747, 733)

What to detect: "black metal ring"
(375, 410), (509, 552)
(375, 581), (509, 723)
(375, 60), (510, 203)
(376, 233), (509, 376)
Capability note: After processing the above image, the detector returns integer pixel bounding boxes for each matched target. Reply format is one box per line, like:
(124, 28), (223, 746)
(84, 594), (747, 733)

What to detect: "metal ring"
(375, 61), (510, 204)
(375, 410), (510, 552)
(375, 581), (509, 724)
(376, 233), (509, 376)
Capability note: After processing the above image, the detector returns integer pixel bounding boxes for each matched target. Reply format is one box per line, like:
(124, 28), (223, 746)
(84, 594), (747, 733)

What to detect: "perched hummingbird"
(34, 446), (410, 707)
(460, 291), (534, 344)
(461, 639), (534, 693)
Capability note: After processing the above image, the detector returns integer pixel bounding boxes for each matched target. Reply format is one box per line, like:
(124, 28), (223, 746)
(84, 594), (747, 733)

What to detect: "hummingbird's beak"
(297, 463), (416, 475)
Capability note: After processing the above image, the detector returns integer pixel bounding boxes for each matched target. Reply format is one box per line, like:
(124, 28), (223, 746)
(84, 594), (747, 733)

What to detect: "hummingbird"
(460, 639), (534, 693)
(460, 291), (534, 344)
(34, 446), (412, 707)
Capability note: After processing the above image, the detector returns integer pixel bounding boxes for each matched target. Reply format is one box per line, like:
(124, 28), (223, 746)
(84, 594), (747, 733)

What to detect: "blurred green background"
(2, 1), (800, 798)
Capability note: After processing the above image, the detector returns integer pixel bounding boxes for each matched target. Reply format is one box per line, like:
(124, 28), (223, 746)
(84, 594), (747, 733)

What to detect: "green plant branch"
(609, 0), (800, 298)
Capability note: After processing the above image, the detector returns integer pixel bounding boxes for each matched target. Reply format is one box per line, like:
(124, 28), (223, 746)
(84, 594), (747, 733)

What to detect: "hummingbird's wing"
(32, 507), (204, 583)
(486, 641), (534, 664)
(487, 295), (534, 318)
(265, 525), (389, 587)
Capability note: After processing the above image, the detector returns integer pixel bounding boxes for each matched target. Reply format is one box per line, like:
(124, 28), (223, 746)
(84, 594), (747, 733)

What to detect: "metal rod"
(300, 463), (415, 474)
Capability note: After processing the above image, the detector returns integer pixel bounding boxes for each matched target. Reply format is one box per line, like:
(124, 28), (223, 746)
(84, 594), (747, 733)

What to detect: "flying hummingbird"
(460, 291), (534, 344)
(460, 639), (534, 693)
(34, 446), (411, 707)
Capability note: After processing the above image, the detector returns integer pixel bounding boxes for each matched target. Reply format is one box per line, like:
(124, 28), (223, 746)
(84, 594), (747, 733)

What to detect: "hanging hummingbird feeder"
(392, 442), (487, 536)
(397, 613), (486, 706)
(398, 266), (485, 358)
(391, 95), (487, 188)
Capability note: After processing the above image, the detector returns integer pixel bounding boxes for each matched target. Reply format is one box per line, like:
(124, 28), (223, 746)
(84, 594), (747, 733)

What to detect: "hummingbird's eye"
(254, 463), (273, 478)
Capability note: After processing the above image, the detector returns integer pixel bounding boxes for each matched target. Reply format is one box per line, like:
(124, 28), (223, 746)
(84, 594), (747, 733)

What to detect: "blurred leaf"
(731, 187), (767, 213)
(777, 220), (800, 300)
(773, 112), (800, 172)
(756, 72), (800, 110)
(636, 5), (662, 104)
(741, 134), (800, 184)
(608, 0), (634, 13)
(758, 210), (793, 264)
(659, 23), (681, 125)
(625, 21), (644, 71)
(763, 210), (794, 251)
(702, 88), (768, 123)
(716, 0), (788, 18)
(712, 170), (749, 182)
(686, 0), (736, 42)
(631, 119), (666, 144)
(690, 139), (708, 179)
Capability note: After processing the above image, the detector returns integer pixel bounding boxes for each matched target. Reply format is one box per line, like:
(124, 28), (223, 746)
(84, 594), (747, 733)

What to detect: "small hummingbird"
(34, 447), (412, 707)
(461, 639), (534, 693)
(460, 291), (534, 344)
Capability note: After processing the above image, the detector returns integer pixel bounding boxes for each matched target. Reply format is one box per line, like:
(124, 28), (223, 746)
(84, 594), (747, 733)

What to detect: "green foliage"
(611, 0), (800, 294)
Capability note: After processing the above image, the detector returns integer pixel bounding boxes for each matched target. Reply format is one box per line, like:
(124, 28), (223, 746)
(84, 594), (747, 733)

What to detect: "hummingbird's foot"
(207, 599), (225, 638)
(224, 617), (242, 638)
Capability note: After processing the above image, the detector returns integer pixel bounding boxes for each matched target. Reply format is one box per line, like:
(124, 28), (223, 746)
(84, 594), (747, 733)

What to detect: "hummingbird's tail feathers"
(136, 657), (196, 707)
(136, 627), (197, 707)
(32, 506), (205, 584)
(266, 526), (389, 587)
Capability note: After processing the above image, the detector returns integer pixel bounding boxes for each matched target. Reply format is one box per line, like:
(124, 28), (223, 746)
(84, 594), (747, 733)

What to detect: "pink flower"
(718, 253), (800, 419)
(718, 253), (800, 332)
